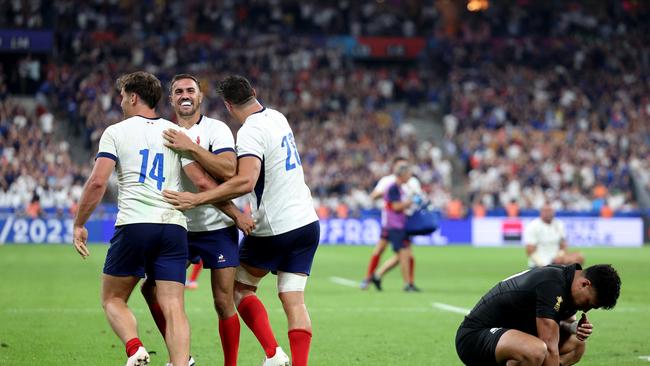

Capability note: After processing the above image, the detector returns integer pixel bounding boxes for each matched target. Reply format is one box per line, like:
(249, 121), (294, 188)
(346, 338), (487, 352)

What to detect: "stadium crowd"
(445, 1), (649, 214)
(1, 0), (649, 218)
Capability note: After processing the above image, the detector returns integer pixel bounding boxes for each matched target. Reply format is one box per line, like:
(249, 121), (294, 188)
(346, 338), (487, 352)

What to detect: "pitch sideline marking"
(639, 356), (650, 362)
(329, 276), (359, 287)
(432, 302), (470, 315)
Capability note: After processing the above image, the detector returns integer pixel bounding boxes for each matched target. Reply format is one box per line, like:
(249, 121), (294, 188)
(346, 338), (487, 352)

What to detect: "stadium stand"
(1, 0), (649, 219)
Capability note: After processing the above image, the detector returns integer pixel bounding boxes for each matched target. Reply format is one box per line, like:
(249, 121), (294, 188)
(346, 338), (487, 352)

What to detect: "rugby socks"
(149, 302), (167, 339)
(288, 329), (312, 366)
(125, 337), (143, 357)
(238, 295), (279, 358)
(189, 260), (203, 282)
(408, 256), (415, 284)
(219, 313), (241, 366)
(366, 254), (380, 280)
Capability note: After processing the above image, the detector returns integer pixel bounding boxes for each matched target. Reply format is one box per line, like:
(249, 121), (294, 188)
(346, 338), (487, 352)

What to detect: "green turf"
(0, 244), (649, 365)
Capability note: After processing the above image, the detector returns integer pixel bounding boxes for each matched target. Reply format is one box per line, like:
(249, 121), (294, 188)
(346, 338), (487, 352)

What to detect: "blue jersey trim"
(238, 153), (262, 161)
(254, 157), (265, 209)
(96, 152), (118, 162)
(212, 147), (236, 155)
(251, 106), (266, 115)
(135, 115), (161, 120)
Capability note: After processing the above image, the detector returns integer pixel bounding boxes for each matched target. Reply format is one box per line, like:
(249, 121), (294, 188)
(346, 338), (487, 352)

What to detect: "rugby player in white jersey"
(163, 75), (319, 366)
(73, 71), (190, 366)
(143, 73), (253, 366)
(361, 157), (422, 292)
(72, 72), (248, 366)
(524, 203), (585, 268)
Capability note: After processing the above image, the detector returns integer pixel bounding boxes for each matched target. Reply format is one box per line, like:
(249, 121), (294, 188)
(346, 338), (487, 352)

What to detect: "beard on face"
(176, 98), (199, 117)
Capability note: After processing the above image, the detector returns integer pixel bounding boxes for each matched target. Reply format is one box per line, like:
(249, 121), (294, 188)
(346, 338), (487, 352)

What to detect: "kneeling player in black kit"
(456, 264), (621, 366)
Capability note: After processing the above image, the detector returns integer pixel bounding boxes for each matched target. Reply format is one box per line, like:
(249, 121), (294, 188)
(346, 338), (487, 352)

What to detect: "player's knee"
(213, 292), (234, 317)
(573, 340), (586, 361)
(526, 341), (548, 366)
(234, 282), (256, 307)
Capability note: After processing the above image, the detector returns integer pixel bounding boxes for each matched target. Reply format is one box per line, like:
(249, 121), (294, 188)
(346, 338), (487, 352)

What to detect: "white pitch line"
(639, 356), (650, 362)
(329, 276), (360, 288)
(4, 306), (431, 314)
(432, 302), (470, 315)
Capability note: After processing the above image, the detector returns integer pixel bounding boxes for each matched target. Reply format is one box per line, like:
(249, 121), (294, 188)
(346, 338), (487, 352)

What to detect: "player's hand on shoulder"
(163, 190), (199, 210)
(73, 225), (90, 259)
(235, 213), (255, 235)
(163, 128), (195, 152)
(576, 313), (592, 341)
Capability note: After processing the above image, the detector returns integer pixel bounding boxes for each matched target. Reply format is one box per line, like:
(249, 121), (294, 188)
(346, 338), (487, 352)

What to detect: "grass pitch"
(0, 244), (649, 365)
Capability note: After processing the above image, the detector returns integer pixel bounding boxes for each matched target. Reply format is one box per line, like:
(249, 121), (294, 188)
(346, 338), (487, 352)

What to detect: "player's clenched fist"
(73, 225), (90, 258)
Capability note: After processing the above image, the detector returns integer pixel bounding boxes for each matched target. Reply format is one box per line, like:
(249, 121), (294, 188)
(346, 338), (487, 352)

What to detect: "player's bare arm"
(556, 239), (568, 258)
(164, 156), (261, 210)
(536, 317), (561, 366)
(163, 128), (236, 181)
(369, 189), (383, 201)
(182, 162), (255, 235)
(73, 157), (116, 258)
(560, 313), (592, 342)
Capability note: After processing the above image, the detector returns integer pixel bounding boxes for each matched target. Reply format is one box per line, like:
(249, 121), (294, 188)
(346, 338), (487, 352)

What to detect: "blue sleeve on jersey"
(238, 153), (262, 161)
(96, 152), (118, 162)
(387, 185), (401, 202)
(211, 147), (236, 155)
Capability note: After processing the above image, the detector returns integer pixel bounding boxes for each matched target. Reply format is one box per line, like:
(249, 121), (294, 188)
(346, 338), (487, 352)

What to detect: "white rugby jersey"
(373, 175), (422, 197)
(97, 115), (187, 228)
(236, 107), (318, 236)
(180, 115), (236, 232)
(523, 217), (566, 267)
(374, 174), (422, 219)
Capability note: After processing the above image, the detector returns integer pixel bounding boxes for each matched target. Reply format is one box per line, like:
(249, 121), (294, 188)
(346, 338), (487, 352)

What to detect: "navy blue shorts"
(188, 225), (239, 269)
(380, 228), (389, 240)
(387, 229), (409, 252)
(240, 221), (320, 275)
(103, 223), (188, 284)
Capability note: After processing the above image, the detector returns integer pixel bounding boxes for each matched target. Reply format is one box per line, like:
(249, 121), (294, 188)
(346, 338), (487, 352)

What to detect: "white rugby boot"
(125, 346), (150, 366)
(261, 346), (290, 366)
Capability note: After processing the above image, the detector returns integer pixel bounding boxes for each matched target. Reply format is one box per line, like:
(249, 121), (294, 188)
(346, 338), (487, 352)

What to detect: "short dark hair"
(169, 73), (201, 94)
(116, 71), (162, 109)
(217, 75), (255, 105)
(392, 156), (408, 166)
(584, 264), (621, 309)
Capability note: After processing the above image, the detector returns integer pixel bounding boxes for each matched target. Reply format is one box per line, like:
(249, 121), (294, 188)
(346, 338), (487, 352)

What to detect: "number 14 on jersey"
(138, 149), (166, 190)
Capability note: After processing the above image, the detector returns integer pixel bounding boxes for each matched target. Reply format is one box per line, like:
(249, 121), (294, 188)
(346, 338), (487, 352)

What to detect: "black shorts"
(455, 325), (509, 366)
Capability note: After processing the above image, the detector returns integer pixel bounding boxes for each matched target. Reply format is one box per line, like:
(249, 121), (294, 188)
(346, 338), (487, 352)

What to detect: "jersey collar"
(251, 106), (266, 115)
(135, 115), (160, 120)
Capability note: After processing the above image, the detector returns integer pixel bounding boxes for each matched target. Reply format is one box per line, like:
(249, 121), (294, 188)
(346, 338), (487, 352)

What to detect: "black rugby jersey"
(460, 264), (580, 335)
